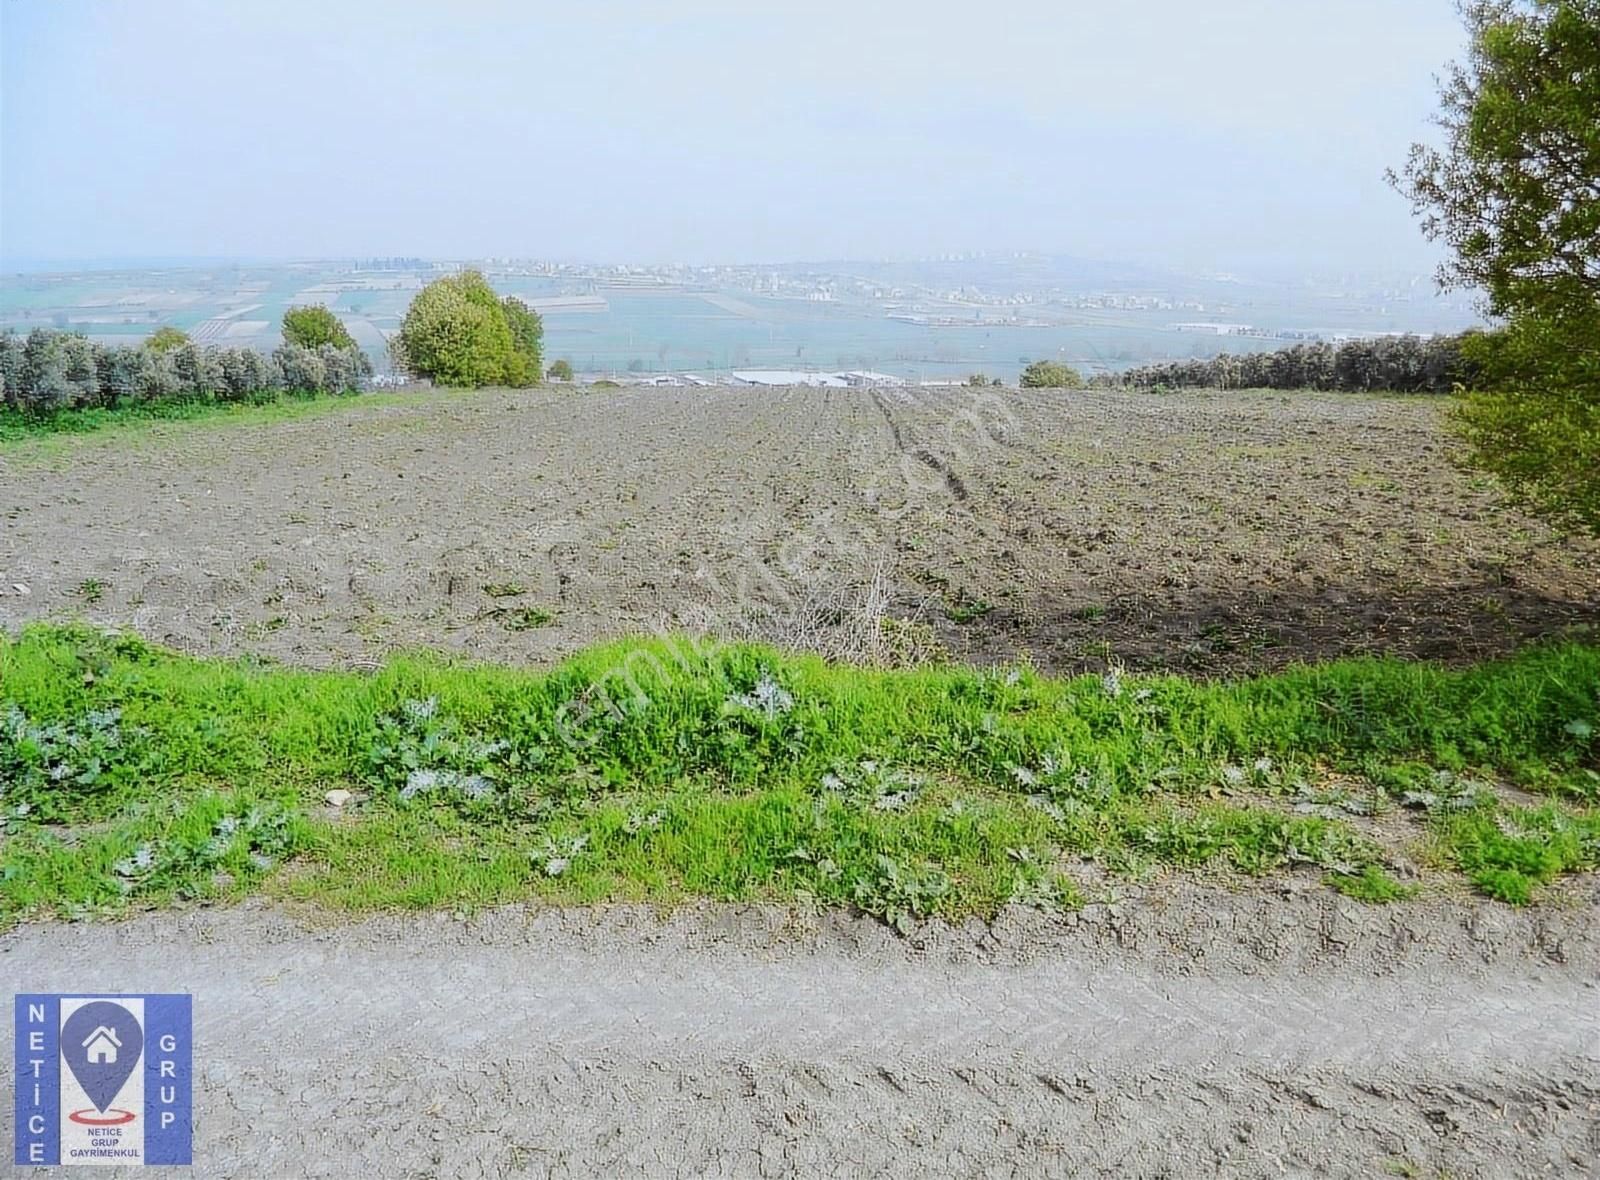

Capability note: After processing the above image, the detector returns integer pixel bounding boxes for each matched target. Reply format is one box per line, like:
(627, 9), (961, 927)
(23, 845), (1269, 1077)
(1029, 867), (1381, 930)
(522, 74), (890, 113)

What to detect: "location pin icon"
(61, 1001), (144, 1113)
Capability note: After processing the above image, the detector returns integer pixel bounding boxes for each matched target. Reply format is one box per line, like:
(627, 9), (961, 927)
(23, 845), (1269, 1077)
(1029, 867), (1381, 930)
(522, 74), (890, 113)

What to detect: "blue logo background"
(13, 994), (192, 1167)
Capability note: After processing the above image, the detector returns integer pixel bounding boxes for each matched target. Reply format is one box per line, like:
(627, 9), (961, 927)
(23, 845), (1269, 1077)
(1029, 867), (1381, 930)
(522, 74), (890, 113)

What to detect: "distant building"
(1173, 322), (1255, 336)
(729, 370), (905, 388)
(837, 370), (904, 387)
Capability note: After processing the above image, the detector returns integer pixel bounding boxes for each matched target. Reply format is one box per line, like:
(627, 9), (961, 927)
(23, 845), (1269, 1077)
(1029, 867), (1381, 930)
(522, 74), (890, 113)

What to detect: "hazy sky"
(1, 0), (1465, 271)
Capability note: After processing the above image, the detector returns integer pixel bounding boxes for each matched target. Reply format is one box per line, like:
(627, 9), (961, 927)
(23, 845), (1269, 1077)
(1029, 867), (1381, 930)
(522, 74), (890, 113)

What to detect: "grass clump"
(1, 624), (1597, 928)
(944, 598), (993, 625)
(1328, 865), (1419, 903)
(1435, 805), (1600, 904)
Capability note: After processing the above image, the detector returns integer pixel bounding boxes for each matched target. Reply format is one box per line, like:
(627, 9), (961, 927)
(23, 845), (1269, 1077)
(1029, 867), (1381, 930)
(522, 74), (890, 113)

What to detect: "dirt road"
(5, 897), (1597, 1178)
(2, 385), (1596, 674)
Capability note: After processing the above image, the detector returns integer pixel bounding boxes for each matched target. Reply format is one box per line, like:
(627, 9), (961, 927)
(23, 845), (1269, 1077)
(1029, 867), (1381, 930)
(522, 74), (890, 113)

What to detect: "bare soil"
(4, 892), (1597, 1178)
(2, 385), (1595, 673)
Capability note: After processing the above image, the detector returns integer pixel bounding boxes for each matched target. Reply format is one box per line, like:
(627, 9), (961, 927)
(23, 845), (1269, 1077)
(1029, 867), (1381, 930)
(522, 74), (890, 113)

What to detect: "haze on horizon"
(2, 0), (1464, 276)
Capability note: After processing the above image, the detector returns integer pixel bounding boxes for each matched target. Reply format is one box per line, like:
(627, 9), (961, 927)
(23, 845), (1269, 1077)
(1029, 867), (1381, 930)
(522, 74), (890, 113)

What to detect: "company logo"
(14, 994), (192, 1167)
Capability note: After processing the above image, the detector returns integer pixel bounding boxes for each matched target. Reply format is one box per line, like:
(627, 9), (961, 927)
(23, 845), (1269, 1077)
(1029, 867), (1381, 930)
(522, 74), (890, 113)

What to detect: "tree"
(282, 304), (356, 351)
(547, 358), (574, 382)
(1019, 360), (1084, 389)
(395, 270), (517, 388)
(146, 326), (189, 354)
(1455, 306), (1600, 529)
(1390, 1), (1599, 320)
(499, 296), (544, 387)
(1391, 0), (1600, 531)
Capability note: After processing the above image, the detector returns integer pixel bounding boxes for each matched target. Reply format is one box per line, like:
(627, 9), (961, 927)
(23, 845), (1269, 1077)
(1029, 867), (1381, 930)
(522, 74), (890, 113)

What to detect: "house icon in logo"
(82, 1025), (123, 1065)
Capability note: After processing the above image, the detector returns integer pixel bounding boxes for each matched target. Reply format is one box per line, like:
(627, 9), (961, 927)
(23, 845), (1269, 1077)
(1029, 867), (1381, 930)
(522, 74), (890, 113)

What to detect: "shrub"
(273, 344), (328, 393)
(0, 331), (25, 407)
(170, 342), (220, 398)
(1019, 360), (1084, 389)
(282, 304), (357, 351)
(135, 349), (182, 404)
(216, 347), (277, 402)
(93, 344), (142, 408)
(547, 358), (574, 382)
(317, 342), (373, 393)
(18, 328), (93, 411)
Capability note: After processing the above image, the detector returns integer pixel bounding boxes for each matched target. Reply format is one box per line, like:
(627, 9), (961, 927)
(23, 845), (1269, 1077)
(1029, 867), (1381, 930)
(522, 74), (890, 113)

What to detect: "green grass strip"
(1, 625), (1596, 926)
(0, 389), (381, 446)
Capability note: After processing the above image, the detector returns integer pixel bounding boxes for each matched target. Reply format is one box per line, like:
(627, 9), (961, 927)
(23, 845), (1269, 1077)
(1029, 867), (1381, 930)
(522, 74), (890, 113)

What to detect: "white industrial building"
(729, 370), (905, 388)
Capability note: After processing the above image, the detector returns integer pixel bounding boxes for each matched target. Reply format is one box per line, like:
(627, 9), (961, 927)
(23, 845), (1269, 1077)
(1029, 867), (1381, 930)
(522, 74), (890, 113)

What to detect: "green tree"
(547, 358), (574, 382)
(395, 270), (515, 388)
(499, 296), (544, 388)
(1455, 308), (1600, 530)
(282, 304), (356, 350)
(1391, 0), (1600, 532)
(1391, 1), (1599, 320)
(146, 326), (189, 354)
(1019, 360), (1084, 389)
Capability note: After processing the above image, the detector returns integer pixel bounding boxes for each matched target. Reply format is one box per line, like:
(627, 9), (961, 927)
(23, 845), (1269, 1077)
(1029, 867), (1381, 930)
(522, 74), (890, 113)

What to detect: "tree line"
(0, 316), (371, 415)
(1103, 333), (1476, 394)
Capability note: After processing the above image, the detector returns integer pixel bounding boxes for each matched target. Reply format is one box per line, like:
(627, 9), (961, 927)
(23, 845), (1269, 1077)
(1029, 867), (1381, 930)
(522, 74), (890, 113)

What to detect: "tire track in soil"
(867, 387), (970, 502)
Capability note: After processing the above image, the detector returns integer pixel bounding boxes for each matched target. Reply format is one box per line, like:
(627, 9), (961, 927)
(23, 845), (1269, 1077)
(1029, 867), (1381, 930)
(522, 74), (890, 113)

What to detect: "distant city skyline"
(0, 251), (1471, 299)
(2, 0), (1467, 275)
